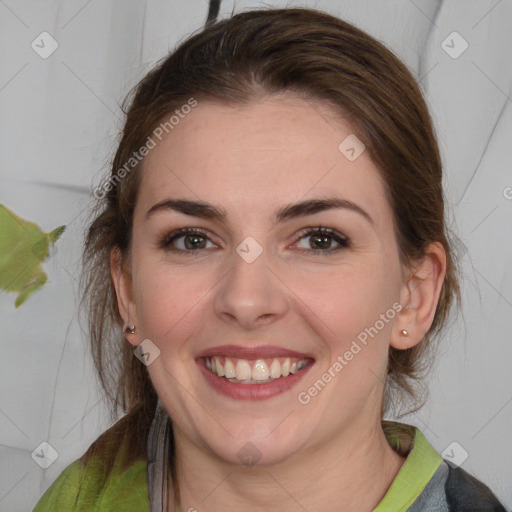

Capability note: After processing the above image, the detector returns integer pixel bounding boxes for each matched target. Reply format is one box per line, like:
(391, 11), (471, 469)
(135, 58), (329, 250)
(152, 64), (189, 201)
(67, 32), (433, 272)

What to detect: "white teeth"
(252, 360), (269, 381)
(224, 358), (235, 378)
(235, 360), (252, 381)
(205, 356), (309, 382)
(214, 357), (224, 377)
(269, 359), (282, 379)
(281, 358), (290, 377)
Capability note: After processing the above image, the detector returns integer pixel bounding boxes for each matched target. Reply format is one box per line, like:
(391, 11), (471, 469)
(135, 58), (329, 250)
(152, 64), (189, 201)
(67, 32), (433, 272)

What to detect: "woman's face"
(120, 94), (411, 465)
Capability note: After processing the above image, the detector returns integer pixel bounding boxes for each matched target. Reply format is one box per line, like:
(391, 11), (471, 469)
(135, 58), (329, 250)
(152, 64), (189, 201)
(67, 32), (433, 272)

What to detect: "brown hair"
(79, 6), (462, 472)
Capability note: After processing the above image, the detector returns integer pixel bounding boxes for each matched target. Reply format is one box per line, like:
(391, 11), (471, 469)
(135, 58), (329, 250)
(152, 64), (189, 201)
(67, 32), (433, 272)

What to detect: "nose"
(214, 246), (289, 330)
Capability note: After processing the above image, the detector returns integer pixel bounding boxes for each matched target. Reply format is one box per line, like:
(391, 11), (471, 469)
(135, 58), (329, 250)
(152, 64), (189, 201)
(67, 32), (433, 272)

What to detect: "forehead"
(136, 94), (391, 226)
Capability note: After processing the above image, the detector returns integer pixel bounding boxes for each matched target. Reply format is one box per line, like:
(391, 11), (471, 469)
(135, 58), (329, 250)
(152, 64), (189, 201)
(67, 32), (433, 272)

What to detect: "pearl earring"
(400, 329), (408, 336)
(125, 325), (136, 334)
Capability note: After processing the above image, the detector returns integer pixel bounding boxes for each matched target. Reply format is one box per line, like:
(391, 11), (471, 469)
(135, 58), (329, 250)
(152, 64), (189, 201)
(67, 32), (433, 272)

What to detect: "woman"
(33, 7), (507, 512)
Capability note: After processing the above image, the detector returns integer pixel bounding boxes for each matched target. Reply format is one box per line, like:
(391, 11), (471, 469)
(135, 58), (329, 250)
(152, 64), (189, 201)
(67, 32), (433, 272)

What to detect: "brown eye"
(294, 226), (350, 255)
(160, 228), (215, 253)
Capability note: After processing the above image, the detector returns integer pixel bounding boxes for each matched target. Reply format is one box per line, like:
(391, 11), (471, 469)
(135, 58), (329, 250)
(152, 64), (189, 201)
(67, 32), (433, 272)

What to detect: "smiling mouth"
(203, 356), (312, 384)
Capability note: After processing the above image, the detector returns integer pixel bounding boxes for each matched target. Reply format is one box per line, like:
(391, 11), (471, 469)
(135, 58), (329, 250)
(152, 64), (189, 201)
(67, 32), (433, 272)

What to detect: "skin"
(111, 93), (447, 512)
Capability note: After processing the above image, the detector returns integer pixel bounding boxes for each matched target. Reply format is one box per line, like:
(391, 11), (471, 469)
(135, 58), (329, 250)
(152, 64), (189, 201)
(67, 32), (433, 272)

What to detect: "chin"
(201, 423), (310, 468)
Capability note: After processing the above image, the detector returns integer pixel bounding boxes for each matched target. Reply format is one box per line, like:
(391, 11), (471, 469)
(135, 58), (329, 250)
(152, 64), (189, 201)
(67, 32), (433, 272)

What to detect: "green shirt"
(33, 423), (504, 511)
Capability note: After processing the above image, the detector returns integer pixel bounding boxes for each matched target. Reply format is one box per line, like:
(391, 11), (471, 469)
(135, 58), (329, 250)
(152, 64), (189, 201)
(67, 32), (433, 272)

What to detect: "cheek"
(132, 254), (208, 344)
(303, 261), (398, 350)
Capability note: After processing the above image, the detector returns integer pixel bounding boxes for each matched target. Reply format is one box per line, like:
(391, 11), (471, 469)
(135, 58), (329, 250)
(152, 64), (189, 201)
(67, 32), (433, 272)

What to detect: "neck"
(169, 419), (407, 512)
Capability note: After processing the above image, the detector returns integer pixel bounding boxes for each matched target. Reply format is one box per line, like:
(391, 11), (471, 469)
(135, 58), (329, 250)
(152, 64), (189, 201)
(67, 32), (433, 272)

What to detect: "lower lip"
(197, 358), (313, 401)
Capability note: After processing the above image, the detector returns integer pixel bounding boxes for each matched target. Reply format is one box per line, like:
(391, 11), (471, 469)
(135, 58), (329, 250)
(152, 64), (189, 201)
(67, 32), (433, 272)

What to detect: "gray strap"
(147, 399), (171, 512)
(407, 461), (450, 512)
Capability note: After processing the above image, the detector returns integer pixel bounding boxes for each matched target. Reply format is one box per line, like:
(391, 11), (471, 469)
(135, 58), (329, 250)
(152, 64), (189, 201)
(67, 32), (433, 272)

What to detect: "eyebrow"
(145, 197), (374, 226)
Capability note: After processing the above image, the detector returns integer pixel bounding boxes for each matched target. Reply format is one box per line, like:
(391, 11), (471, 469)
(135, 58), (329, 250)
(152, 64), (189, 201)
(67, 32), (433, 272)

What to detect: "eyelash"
(158, 226), (350, 256)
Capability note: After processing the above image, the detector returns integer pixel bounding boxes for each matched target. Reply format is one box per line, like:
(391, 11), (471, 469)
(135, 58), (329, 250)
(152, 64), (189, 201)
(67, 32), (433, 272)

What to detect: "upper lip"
(196, 344), (315, 360)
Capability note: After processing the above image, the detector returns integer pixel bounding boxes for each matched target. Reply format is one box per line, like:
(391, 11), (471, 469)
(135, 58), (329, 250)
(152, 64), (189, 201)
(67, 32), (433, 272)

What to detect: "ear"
(110, 246), (139, 347)
(391, 241), (447, 350)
